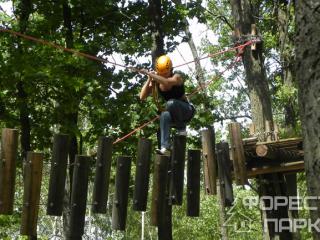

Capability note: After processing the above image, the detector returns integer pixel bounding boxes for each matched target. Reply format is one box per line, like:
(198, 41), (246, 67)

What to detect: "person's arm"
(140, 69), (183, 88)
(139, 75), (153, 100)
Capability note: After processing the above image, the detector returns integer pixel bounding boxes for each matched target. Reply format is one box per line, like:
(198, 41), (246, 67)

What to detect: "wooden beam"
(251, 24), (257, 50)
(68, 155), (90, 239)
(0, 128), (19, 215)
(217, 142), (234, 207)
(186, 149), (201, 217)
(169, 135), (187, 205)
(201, 127), (217, 194)
(47, 134), (69, 216)
(20, 152), (43, 238)
(244, 137), (303, 154)
(112, 156), (131, 231)
(92, 136), (113, 214)
(247, 161), (304, 178)
(151, 155), (170, 226)
(133, 138), (152, 211)
(228, 122), (247, 185)
(256, 144), (303, 162)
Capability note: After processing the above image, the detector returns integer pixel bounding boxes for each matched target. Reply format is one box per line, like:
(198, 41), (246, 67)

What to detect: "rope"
(152, 82), (164, 112)
(0, 27), (140, 72)
(173, 40), (254, 68)
(113, 115), (160, 144)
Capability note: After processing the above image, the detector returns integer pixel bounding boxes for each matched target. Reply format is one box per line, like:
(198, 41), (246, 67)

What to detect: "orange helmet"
(156, 55), (172, 75)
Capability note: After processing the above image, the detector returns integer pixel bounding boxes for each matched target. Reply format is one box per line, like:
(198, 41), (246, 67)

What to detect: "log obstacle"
(21, 152), (43, 238)
(256, 144), (302, 162)
(158, 154), (173, 240)
(228, 122), (247, 185)
(0, 128), (19, 214)
(47, 134), (69, 216)
(216, 142), (234, 207)
(133, 138), (152, 211)
(244, 137), (303, 153)
(201, 127), (217, 195)
(92, 136), (113, 214)
(68, 155), (90, 239)
(151, 154), (170, 226)
(112, 156), (132, 231)
(158, 190), (172, 240)
(169, 135), (187, 205)
(187, 149), (201, 217)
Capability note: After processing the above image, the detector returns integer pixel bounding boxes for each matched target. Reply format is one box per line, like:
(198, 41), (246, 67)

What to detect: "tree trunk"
(16, 0), (32, 160)
(61, 2), (79, 238)
(148, 0), (165, 148)
(148, 0), (165, 65)
(277, 0), (297, 135)
(229, 1), (291, 239)
(277, 2), (300, 239)
(230, 0), (273, 138)
(296, 1), (320, 239)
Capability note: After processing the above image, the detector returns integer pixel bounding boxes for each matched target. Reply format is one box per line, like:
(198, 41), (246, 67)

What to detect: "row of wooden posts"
(0, 123), (247, 239)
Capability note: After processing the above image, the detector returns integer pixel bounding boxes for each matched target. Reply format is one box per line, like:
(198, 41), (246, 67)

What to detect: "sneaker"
(177, 129), (187, 136)
(156, 147), (171, 155)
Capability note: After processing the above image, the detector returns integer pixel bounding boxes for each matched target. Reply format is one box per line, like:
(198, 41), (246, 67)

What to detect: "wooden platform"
(231, 137), (304, 179)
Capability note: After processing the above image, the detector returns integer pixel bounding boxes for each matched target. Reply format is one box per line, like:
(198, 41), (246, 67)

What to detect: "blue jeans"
(160, 99), (195, 149)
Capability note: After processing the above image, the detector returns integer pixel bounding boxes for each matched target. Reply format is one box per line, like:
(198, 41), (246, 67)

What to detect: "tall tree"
(276, 1), (300, 239)
(296, 1), (320, 239)
(229, 1), (292, 239)
(276, 0), (297, 135)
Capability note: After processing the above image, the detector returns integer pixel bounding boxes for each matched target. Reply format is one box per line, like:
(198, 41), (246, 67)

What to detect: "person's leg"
(160, 111), (172, 149)
(166, 99), (194, 130)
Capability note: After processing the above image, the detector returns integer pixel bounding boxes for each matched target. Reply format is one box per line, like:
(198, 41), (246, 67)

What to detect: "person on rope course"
(139, 55), (195, 155)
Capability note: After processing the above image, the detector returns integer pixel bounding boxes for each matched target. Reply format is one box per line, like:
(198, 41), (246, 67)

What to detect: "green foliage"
(0, 0), (306, 239)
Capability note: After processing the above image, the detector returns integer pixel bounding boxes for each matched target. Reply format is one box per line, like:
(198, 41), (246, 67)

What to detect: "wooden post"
(158, 202), (172, 240)
(274, 123), (279, 141)
(68, 155), (90, 239)
(169, 135), (186, 205)
(158, 157), (173, 240)
(265, 120), (274, 142)
(20, 152), (43, 238)
(47, 134), (69, 216)
(92, 137), (113, 214)
(133, 138), (152, 211)
(0, 128), (18, 214)
(228, 122), (247, 185)
(186, 149), (201, 217)
(249, 123), (256, 137)
(151, 154), (170, 226)
(112, 156), (131, 231)
(285, 173), (301, 240)
(201, 127), (217, 194)
(251, 24), (257, 50)
(234, 27), (244, 55)
(216, 142), (234, 207)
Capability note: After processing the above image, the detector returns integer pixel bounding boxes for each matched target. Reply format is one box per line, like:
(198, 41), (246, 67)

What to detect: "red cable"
(0, 27), (138, 71)
(173, 40), (252, 68)
(113, 115), (160, 144)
